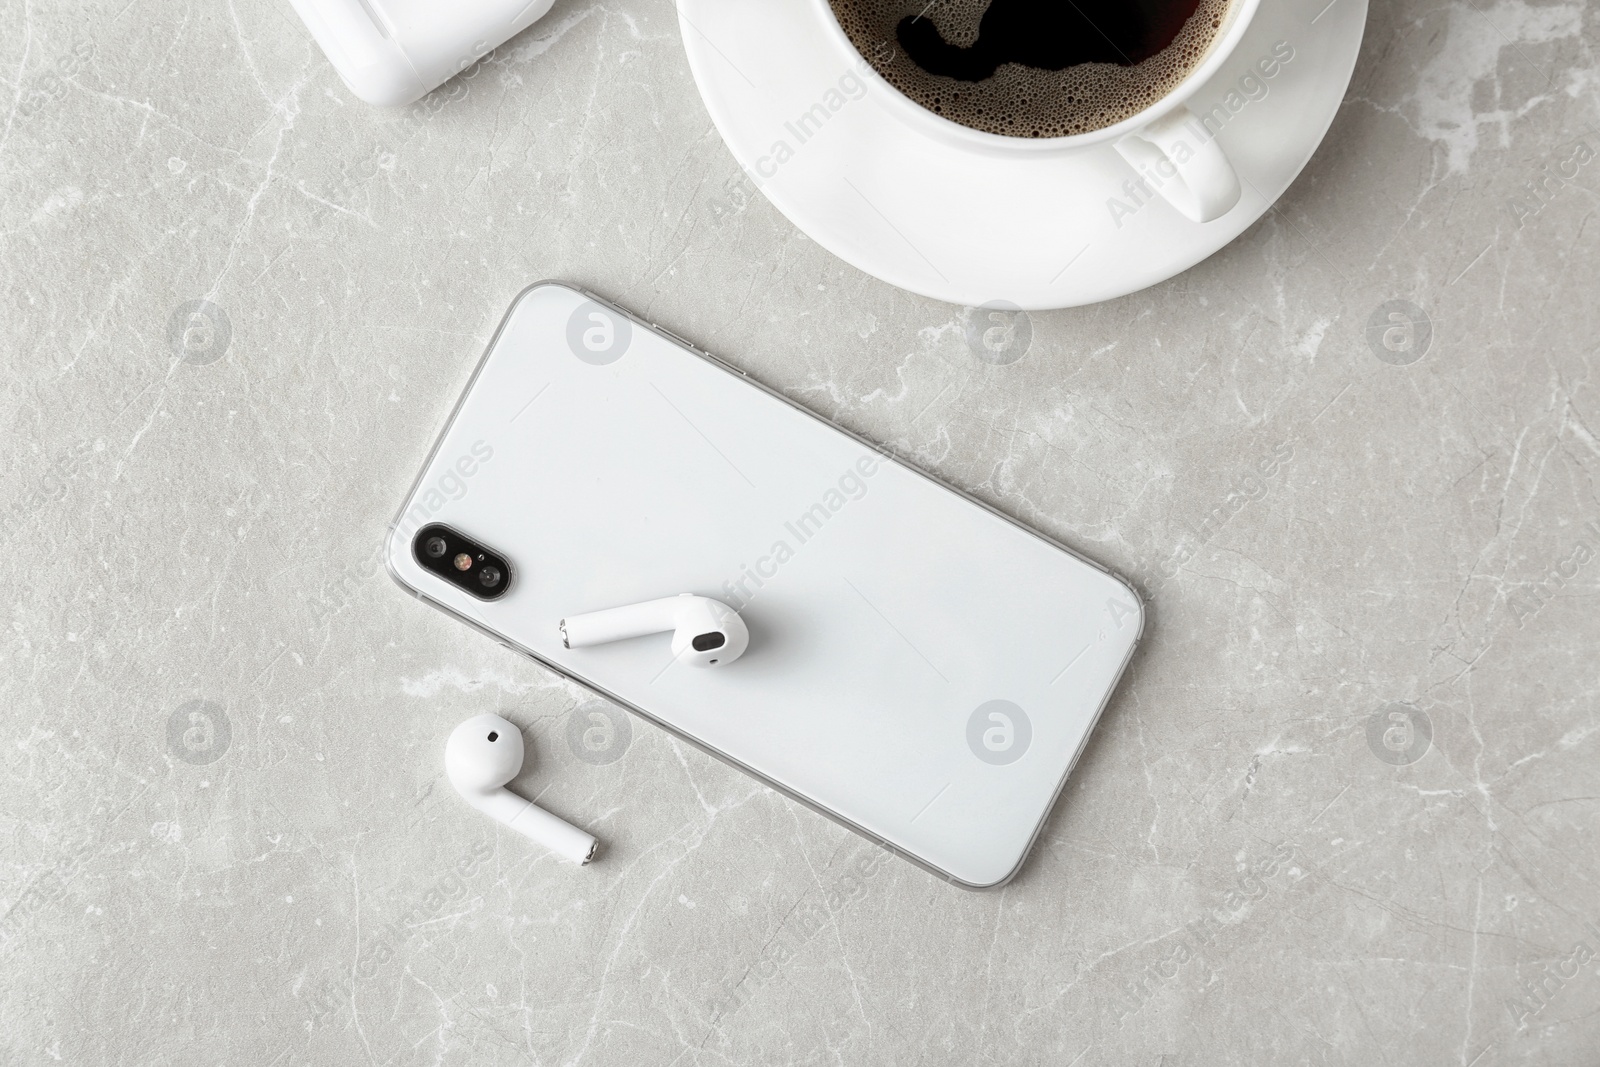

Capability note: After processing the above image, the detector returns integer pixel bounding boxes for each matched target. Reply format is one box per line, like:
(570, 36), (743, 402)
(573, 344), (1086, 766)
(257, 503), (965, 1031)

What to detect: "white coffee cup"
(807, 0), (1263, 223)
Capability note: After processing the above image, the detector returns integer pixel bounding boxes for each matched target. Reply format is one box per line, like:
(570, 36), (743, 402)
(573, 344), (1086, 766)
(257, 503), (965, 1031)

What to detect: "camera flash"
(454, 553), (473, 571)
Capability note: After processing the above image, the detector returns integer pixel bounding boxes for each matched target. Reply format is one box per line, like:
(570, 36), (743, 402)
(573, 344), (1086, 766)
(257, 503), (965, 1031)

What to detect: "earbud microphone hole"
(445, 713), (598, 865)
(560, 594), (748, 668)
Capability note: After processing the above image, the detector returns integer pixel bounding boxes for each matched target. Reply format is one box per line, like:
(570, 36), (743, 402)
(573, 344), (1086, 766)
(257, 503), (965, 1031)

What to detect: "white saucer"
(678, 0), (1368, 309)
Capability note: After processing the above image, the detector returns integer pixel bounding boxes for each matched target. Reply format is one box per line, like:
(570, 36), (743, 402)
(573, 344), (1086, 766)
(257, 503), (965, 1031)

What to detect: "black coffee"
(828, 0), (1234, 137)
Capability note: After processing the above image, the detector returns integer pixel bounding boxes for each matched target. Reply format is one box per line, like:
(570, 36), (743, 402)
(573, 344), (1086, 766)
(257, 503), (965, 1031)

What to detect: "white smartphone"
(386, 282), (1143, 887)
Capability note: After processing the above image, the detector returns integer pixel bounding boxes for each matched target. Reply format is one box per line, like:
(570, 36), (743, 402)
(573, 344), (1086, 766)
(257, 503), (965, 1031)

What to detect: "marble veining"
(1, 0), (1597, 1063)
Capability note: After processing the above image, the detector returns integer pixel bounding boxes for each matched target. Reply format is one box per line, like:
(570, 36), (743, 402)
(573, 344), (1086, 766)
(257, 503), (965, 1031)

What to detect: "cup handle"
(1113, 106), (1242, 224)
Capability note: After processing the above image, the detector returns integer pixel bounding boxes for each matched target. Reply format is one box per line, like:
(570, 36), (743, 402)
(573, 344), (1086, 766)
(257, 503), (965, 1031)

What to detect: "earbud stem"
(508, 800), (599, 865)
(474, 789), (597, 864)
(561, 595), (686, 648)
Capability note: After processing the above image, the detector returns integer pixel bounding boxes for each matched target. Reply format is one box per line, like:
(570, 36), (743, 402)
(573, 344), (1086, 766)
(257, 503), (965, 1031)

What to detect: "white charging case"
(287, 0), (557, 106)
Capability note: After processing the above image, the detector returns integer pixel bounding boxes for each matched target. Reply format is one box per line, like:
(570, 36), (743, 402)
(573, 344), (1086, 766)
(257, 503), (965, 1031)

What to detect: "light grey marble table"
(4, 1), (1598, 1064)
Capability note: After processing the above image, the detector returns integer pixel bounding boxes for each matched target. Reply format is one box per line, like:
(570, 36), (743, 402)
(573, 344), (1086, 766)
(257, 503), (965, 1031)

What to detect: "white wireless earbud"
(560, 594), (750, 668)
(444, 714), (598, 864)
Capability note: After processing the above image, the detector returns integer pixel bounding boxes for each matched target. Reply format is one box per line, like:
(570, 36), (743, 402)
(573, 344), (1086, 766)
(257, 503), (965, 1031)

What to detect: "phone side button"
(707, 351), (747, 376)
(653, 323), (746, 376)
(651, 323), (696, 352)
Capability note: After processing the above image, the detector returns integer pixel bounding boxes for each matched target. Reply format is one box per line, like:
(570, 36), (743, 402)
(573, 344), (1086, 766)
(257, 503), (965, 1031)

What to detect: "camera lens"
(479, 566), (503, 589)
(424, 536), (448, 559)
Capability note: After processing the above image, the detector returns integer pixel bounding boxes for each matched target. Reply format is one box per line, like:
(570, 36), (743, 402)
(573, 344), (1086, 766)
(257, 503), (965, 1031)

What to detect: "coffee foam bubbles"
(829, 0), (1235, 138)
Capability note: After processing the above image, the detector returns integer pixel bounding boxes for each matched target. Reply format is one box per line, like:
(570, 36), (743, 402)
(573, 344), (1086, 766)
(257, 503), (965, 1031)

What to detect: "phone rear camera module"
(413, 524), (511, 601)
